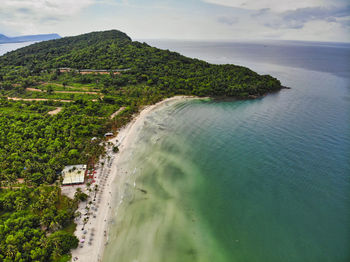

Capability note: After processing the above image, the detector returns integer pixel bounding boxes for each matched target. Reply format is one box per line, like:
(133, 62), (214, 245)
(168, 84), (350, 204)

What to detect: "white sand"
(68, 96), (199, 262)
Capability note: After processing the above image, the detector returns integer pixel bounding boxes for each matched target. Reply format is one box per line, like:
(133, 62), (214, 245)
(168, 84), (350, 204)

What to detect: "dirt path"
(48, 107), (63, 115)
(110, 107), (126, 119)
(26, 87), (99, 95)
(7, 97), (72, 102)
(54, 91), (100, 95)
(26, 88), (43, 92)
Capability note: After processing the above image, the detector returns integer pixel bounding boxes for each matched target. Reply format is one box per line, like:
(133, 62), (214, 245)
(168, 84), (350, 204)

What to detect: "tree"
(68, 149), (79, 158)
(112, 145), (119, 153)
(48, 231), (78, 259)
(14, 196), (27, 211)
(74, 189), (88, 202)
(47, 85), (54, 94)
(30, 172), (44, 185)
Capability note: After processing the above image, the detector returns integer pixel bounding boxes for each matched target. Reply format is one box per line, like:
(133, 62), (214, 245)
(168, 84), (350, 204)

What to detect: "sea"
(0, 41), (37, 56)
(1, 39), (349, 262)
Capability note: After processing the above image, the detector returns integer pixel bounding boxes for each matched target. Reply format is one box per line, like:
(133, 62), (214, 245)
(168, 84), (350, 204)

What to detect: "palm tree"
(5, 244), (17, 260)
(49, 220), (60, 232)
(15, 197), (27, 210)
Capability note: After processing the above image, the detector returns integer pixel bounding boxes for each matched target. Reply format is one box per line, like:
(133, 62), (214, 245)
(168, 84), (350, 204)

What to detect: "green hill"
(0, 29), (282, 98)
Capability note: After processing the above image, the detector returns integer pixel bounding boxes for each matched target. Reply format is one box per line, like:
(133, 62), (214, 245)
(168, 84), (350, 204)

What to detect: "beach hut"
(61, 165), (86, 185)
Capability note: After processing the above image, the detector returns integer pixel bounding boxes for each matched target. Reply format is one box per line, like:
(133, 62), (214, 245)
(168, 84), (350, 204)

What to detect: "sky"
(0, 0), (349, 42)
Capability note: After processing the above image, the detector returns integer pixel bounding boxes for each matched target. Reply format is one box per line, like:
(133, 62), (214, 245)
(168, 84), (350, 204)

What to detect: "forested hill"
(0, 29), (282, 97)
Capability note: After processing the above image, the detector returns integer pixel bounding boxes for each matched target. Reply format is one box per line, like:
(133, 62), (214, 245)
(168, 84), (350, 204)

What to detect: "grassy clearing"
(42, 82), (100, 92)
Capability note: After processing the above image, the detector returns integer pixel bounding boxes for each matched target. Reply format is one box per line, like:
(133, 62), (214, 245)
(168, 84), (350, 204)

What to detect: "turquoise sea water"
(103, 40), (350, 262)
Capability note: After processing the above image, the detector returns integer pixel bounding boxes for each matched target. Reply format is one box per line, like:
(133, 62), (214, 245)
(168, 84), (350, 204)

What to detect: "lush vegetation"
(0, 29), (283, 261)
(0, 99), (109, 261)
(0, 186), (79, 261)
(0, 99), (109, 184)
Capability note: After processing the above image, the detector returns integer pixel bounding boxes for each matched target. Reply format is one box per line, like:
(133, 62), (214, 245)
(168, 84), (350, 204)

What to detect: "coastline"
(68, 95), (202, 262)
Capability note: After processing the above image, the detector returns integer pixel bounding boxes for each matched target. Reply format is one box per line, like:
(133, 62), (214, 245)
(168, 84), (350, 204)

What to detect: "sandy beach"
(64, 96), (199, 262)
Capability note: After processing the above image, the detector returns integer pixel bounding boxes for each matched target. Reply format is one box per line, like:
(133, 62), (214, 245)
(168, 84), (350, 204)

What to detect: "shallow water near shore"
(103, 41), (350, 262)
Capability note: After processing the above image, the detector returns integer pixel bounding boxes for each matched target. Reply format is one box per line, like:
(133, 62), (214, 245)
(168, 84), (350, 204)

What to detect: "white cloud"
(281, 19), (350, 42)
(1, 0), (95, 16)
(0, 0), (348, 42)
(203, 0), (332, 12)
(0, 0), (97, 34)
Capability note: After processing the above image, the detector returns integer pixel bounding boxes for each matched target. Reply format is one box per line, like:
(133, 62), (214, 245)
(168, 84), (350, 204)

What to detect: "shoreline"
(67, 95), (202, 262)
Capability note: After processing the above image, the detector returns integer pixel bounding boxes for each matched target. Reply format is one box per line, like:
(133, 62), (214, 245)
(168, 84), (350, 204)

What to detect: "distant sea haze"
(145, 39), (350, 79)
(103, 40), (350, 261)
(0, 33), (61, 56)
(0, 33), (60, 44)
(0, 42), (38, 56)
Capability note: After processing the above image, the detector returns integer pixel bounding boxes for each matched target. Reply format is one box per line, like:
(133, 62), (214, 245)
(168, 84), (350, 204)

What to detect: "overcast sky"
(0, 0), (349, 42)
